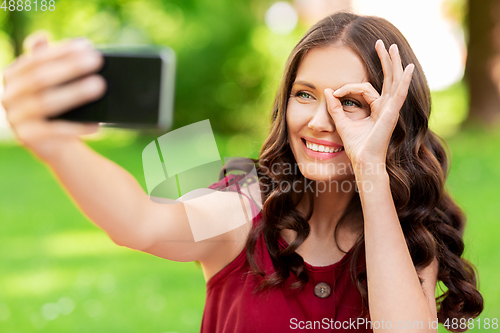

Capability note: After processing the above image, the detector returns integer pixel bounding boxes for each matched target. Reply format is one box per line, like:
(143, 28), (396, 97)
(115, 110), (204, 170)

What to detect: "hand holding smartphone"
(50, 46), (176, 130)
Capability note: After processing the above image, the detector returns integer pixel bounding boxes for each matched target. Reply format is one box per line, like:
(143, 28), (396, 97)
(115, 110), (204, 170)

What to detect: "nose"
(307, 95), (336, 133)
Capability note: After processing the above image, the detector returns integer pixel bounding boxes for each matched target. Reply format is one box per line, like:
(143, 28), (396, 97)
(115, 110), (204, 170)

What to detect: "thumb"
(324, 88), (349, 126)
(23, 30), (52, 55)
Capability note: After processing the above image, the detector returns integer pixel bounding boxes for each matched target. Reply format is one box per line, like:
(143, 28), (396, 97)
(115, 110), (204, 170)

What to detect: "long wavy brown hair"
(240, 12), (483, 328)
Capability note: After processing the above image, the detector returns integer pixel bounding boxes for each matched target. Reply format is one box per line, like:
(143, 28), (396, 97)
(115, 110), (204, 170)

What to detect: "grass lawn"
(0, 127), (498, 332)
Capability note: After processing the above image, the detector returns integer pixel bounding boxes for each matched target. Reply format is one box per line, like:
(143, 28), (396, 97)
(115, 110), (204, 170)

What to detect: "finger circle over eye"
(324, 88), (344, 112)
(324, 88), (341, 104)
(332, 83), (380, 105)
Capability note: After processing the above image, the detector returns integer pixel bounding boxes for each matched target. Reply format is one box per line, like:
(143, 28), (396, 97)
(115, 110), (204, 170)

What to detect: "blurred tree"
(1, 0), (271, 138)
(465, 0), (500, 125)
(3, 11), (26, 56)
(294, 0), (351, 26)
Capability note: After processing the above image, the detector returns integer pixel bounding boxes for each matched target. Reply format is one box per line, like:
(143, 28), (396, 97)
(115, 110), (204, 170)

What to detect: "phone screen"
(53, 53), (164, 126)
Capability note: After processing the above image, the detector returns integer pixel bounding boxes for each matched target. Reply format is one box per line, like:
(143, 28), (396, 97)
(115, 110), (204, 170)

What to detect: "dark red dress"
(201, 175), (372, 332)
(201, 215), (372, 332)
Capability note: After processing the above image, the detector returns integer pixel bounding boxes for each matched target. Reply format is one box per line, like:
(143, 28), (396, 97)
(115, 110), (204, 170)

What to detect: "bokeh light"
(352, 0), (466, 91)
(265, 2), (298, 35)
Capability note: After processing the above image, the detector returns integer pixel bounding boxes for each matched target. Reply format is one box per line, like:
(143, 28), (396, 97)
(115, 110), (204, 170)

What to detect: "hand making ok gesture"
(325, 40), (415, 172)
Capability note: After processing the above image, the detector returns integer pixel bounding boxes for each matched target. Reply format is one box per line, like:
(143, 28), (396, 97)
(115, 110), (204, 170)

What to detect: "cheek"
(286, 101), (311, 131)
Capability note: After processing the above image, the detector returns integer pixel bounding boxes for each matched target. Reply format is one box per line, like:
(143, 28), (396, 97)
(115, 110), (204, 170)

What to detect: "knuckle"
(29, 69), (50, 90)
(36, 92), (52, 114)
(5, 110), (14, 124)
(24, 55), (39, 70)
(2, 62), (23, 84)
(2, 67), (12, 82)
(3, 58), (21, 78)
(1, 92), (11, 110)
(15, 124), (35, 144)
(26, 53), (48, 73)
(5, 109), (22, 127)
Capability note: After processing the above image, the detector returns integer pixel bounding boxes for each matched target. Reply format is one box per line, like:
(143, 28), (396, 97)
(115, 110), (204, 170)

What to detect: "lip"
(300, 138), (344, 160)
(302, 136), (343, 149)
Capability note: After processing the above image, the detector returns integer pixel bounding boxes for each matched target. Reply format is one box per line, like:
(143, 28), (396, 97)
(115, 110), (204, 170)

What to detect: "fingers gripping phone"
(51, 46), (176, 130)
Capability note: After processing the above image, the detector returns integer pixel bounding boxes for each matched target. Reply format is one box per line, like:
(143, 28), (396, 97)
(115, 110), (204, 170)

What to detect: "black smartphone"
(50, 46), (176, 130)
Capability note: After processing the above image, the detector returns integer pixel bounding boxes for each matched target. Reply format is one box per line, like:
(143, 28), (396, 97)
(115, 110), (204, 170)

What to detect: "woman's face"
(286, 45), (371, 185)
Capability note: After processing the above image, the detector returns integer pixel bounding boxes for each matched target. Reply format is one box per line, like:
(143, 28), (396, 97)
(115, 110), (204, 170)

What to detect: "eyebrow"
(292, 80), (316, 90)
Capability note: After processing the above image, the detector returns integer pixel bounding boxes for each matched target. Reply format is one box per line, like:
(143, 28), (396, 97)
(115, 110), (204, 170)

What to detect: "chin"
(296, 160), (355, 185)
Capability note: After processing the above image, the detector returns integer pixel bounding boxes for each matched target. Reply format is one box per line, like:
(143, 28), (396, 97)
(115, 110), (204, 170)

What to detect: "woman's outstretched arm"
(40, 138), (163, 250)
(39, 137), (251, 275)
(1, 33), (250, 270)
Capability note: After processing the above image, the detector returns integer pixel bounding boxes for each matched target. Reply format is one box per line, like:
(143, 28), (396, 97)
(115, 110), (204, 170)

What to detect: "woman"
(1, 12), (483, 332)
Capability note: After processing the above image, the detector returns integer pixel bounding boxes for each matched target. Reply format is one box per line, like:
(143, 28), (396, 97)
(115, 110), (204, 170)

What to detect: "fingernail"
(71, 38), (91, 50)
(393, 44), (399, 52)
(85, 76), (106, 94)
(84, 50), (103, 66)
(82, 53), (101, 68)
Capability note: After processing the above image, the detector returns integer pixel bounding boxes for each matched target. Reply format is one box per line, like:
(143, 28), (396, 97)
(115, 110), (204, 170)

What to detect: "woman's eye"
(341, 99), (361, 108)
(295, 92), (312, 99)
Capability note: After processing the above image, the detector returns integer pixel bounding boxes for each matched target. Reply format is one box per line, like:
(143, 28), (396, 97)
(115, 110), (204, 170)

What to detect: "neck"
(295, 178), (358, 239)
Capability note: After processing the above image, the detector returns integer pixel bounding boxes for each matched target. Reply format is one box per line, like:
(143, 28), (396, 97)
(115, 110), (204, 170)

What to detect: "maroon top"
(201, 175), (372, 332)
(200, 220), (372, 331)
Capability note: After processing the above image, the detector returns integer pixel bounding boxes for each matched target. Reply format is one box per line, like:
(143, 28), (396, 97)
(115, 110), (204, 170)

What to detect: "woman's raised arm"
(325, 40), (437, 332)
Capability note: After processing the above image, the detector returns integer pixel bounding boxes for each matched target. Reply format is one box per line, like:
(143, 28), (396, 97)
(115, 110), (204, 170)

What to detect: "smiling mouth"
(301, 139), (344, 153)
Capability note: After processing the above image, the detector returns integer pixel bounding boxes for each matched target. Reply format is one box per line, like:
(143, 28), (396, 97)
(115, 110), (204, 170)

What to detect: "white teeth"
(304, 140), (343, 153)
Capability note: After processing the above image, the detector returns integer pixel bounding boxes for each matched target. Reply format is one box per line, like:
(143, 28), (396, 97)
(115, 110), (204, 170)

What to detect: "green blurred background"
(0, 0), (499, 332)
